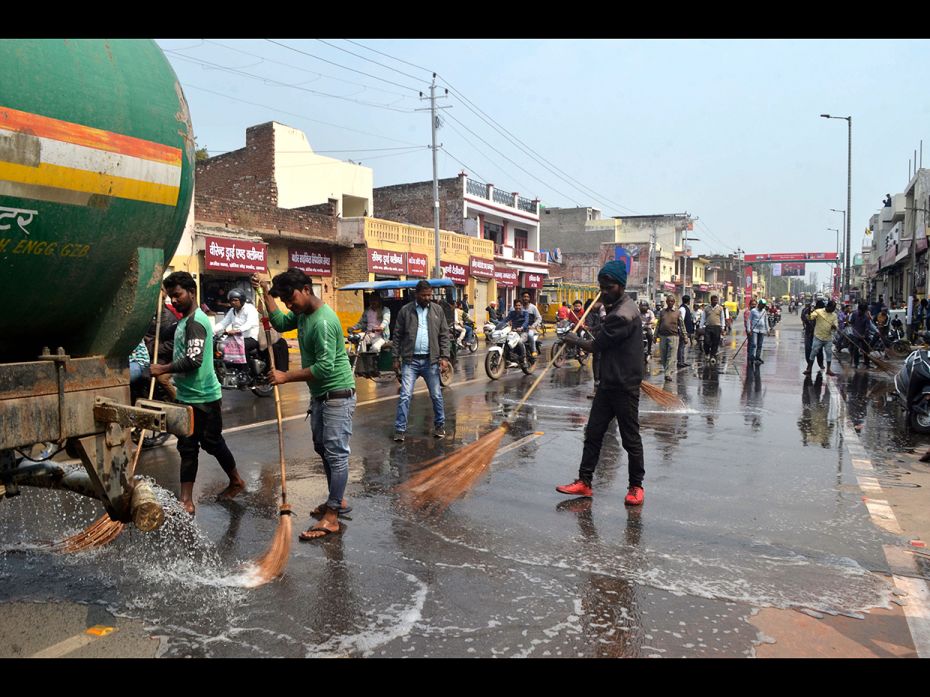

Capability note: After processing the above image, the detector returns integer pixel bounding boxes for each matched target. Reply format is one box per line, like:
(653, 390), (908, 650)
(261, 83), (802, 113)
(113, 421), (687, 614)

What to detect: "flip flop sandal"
(299, 524), (341, 541)
(310, 503), (353, 518)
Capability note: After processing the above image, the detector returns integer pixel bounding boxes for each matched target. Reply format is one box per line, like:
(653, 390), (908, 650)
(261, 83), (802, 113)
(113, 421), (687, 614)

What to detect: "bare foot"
(180, 498), (196, 515)
(217, 478), (246, 501)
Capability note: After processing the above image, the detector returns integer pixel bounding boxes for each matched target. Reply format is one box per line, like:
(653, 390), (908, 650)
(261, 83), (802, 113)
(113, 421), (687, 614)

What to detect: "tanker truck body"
(0, 39), (195, 526)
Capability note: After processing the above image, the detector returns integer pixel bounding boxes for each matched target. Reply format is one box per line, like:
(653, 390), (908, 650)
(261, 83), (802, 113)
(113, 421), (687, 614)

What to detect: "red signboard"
(406, 252), (429, 277)
(288, 247), (332, 276)
(205, 236), (268, 273)
(440, 260), (469, 285)
(367, 248), (406, 275)
(470, 256), (495, 279)
(521, 272), (544, 289)
(662, 281), (677, 291)
(744, 264), (753, 308)
(743, 252), (838, 263)
(494, 266), (518, 287)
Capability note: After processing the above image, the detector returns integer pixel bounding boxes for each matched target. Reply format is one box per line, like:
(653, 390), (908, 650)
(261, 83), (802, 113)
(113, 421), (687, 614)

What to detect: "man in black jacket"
(392, 280), (451, 441)
(555, 261), (646, 506)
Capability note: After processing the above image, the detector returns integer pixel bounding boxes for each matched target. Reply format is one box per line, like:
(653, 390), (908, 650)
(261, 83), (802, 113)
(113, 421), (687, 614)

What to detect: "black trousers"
(703, 325), (722, 356)
(579, 387), (645, 488)
(177, 400), (237, 483)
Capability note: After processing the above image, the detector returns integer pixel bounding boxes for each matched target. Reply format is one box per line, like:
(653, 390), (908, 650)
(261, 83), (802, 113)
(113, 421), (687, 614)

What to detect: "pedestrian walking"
(747, 299), (769, 364)
(804, 299), (839, 377)
(555, 261), (646, 506)
(848, 301), (874, 369)
(392, 280), (451, 442)
(701, 294), (725, 363)
(252, 269), (357, 540)
(677, 295), (693, 366)
(802, 299), (825, 371)
(151, 272), (245, 515)
(657, 294), (684, 381)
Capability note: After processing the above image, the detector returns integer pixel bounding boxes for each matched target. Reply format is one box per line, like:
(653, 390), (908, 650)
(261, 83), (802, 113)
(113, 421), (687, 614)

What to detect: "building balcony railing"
(364, 217), (493, 258)
(492, 245), (547, 264)
(463, 175), (539, 216)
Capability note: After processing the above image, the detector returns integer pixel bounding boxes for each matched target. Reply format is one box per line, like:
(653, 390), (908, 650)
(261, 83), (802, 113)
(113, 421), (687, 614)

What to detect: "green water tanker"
(0, 39), (195, 527)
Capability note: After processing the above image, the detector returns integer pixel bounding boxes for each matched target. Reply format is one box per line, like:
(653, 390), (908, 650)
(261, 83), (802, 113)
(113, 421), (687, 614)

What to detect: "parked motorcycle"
(894, 349), (930, 433)
(550, 321), (589, 368)
(213, 334), (275, 397)
(485, 328), (537, 379)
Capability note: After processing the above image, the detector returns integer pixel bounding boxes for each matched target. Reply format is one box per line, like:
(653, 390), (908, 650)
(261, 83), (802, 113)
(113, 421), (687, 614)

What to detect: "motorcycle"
(213, 334), (275, 397)
(886, 316), (912, 357)
(894, 349), (930, 434)
(550, 321), (589, 368)
(458, 317), (478, 354)
(485, 327), (537, 379)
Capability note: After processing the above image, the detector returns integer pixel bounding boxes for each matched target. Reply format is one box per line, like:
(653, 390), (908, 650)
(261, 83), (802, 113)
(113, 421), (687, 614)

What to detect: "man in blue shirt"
(392, 280), (451, 442)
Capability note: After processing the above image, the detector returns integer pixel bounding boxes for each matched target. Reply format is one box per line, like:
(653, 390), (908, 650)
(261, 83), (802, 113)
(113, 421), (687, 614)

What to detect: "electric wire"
(165, 52), (418, 113)
(265, 39), (426, 94)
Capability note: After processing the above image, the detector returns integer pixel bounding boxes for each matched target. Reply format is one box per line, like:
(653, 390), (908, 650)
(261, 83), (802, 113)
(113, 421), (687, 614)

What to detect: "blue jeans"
(748, 332), (764, 360)
(311, 394), (356, 511)
(394, 358), (445, 432)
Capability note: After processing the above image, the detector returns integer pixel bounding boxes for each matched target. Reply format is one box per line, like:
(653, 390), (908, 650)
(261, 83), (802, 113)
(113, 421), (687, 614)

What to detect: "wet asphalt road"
(1, 316), (927, 657)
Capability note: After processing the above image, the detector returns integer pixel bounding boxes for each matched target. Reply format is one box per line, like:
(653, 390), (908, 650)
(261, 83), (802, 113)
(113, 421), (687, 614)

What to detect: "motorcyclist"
(496, 300), (530, 365)
(521, 291), (543, 357)
(349, 293), (391, 353)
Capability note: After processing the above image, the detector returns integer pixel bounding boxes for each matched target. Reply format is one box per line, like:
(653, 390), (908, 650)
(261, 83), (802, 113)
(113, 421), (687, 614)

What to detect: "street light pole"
(828, 227), (840, 296)
(822, 114), (852, 299)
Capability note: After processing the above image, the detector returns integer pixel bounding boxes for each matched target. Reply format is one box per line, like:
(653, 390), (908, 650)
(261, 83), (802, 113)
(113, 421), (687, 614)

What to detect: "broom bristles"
(46, 513), (125, 553)
(640, 380), (685, 409)
(396, 425), (508, 511)
(245, 510), (292, 588)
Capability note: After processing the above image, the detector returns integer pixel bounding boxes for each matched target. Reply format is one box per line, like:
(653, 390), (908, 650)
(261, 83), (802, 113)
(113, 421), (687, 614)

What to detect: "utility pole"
(647, 222), (657, 306)
(418, 75), (450, 279)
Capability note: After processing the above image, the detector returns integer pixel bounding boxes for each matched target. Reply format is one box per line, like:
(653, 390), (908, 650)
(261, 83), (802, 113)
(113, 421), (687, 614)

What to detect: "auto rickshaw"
(339, 278), (457, 387)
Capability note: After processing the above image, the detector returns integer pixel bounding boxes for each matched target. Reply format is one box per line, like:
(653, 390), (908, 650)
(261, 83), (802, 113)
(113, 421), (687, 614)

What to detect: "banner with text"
(367, 247), (406, 275)
(440, 260), (469, 285)
(406, 252), (429, 277)
(205, 236), (267, 273)
(494, 266), (519, 287)
(469, 256), (496, 279)
(521, 272), (544, 290)
(288, 247), (332, 276)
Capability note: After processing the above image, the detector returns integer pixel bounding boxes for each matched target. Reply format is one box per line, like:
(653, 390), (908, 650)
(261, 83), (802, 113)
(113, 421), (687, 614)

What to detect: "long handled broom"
(49, 289), (168, 553)
(397, 293), (681, 511)
(245, 286), (293, 586)
(843, 328), (894, 374)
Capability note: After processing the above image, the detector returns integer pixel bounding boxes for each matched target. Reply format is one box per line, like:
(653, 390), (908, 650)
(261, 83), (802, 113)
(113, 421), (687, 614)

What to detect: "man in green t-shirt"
(150, 272), (245, 515)
(252, 269), (356, 541)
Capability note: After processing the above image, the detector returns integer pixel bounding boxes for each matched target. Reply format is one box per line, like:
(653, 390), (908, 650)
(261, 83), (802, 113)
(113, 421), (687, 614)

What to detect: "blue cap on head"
(598, 260), (627, 285)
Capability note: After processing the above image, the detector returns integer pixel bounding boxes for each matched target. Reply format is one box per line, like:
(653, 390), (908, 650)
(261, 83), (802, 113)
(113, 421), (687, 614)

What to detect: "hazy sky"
(158, 39), (930, 282)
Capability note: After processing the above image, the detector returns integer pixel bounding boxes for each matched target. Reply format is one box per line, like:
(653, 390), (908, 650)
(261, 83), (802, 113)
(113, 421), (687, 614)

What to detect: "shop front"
(520, 272), (545, 304)
(469, 256), (495, 321)
(494, 266), (519, 311)
(201, 235), (268, 316)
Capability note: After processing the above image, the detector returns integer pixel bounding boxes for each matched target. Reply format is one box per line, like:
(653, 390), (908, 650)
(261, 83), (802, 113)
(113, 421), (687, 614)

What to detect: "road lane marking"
(495, 432), (545, 458)
(223, 375), (489, 437)
(31, 626), (117, 658)
(832, 386), (930, 657)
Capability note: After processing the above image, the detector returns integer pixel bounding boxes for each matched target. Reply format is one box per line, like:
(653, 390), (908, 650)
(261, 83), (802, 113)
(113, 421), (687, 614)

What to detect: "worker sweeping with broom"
(252, 270), (357, 541)
(555, 261), (647, 506)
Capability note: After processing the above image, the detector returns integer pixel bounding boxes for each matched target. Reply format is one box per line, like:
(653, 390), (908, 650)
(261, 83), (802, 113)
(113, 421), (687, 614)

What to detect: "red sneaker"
(556, 479), (593, 497)
(624, 486), (644, 506)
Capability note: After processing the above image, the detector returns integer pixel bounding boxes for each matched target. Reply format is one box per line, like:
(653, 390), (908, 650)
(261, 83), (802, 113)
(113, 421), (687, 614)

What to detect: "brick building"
(374, 173), (546, 309)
